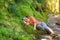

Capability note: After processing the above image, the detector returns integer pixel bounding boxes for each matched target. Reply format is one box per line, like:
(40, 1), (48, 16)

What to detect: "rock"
(40, 35), (52, 40)
(47, 14), (60, 27)
(39, 14), (60, 40)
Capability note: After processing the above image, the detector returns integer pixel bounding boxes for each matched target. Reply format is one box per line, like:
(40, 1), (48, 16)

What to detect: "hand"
(34, 28), (36, 30)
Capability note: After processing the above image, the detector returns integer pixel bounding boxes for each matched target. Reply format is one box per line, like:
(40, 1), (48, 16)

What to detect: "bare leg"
(41, 22), (55, 35)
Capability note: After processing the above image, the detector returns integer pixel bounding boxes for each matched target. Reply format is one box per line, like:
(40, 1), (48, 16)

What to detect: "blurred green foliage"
(0, 0), (51, 40)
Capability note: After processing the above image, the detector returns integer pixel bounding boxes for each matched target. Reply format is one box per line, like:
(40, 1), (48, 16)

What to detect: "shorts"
(36, 22), (53, 34)
(36, 22), (48, 30)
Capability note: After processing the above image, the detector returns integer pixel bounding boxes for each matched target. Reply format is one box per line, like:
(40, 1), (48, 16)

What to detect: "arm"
(23, 21), (30, 25)
(34, 22), (36, 30)
(30, 16), (36, 30)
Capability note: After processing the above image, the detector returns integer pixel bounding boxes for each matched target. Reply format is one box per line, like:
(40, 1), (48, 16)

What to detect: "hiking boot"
(50, 34), (58, 38)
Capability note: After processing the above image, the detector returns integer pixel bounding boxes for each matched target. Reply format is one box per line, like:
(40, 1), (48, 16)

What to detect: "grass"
(0, 0), (50, 40)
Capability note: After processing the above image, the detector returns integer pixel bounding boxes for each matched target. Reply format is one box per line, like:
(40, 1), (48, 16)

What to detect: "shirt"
(29, 16), (40, 26)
